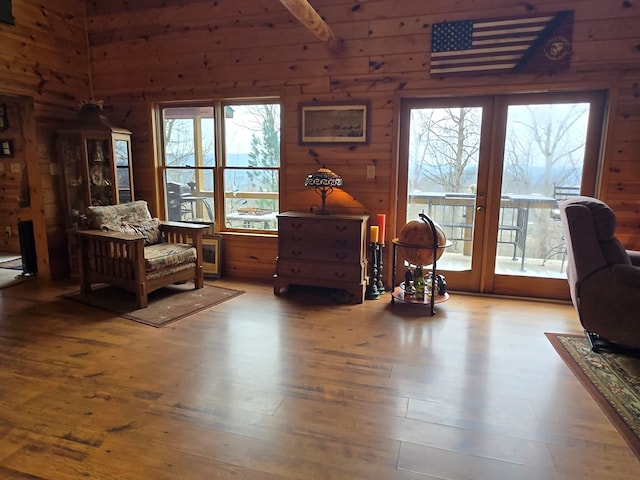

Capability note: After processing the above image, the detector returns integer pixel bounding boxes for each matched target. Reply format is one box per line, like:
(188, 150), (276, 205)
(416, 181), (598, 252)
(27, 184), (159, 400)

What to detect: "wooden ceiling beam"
(279, 0), (344, 53)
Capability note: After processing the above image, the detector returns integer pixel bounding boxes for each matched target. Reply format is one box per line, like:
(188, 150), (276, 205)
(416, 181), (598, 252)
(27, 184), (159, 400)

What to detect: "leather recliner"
(559, 196), (640, 352)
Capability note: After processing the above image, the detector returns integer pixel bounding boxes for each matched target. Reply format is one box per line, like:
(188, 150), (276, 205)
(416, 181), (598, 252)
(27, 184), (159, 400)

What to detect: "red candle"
(376, 213), (386, 244)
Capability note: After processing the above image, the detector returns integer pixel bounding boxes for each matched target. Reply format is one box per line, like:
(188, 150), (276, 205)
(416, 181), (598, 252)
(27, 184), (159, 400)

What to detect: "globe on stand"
(397, 217), (448, 267)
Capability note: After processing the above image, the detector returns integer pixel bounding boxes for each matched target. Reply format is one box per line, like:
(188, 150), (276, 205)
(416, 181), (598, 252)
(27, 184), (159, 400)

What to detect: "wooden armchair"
(76, 200), (208, 308)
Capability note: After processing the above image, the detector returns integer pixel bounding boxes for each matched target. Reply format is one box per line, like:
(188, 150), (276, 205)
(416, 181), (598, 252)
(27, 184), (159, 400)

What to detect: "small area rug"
(546, 332), (640, 459)
(0, 268), (32, 290)
(0, 258), (22, 270)
(65, 283), (244, 327)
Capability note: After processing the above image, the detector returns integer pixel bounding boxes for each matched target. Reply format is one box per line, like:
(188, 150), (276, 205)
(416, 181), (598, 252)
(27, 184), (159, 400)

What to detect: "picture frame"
(0, 103), (8, 131)
(299, 101), (370, 144)
(202, 234), (221, 278)
(0, 139), (14, 157)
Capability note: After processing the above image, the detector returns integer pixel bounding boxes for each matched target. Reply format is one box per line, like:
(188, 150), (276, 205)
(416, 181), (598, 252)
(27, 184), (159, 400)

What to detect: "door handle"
(476, 206), (484, 212)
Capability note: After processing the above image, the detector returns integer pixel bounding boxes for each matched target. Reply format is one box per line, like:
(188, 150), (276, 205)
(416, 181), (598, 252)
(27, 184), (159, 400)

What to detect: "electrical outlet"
(4, 226), (10, 237)
(366, 165), (376, 179)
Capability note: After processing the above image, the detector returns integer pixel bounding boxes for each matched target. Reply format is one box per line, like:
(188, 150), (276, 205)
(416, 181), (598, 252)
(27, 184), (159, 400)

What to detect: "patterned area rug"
(64, 282), (244, 327)
(546, 333), (640, 459)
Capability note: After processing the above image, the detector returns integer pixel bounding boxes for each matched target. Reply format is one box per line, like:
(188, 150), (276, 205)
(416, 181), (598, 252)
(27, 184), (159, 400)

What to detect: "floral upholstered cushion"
(144, 243), (197, 280)
(118, 218), (163, 246)
(87, 201), (162, 245)
(87, 200), (153, 230)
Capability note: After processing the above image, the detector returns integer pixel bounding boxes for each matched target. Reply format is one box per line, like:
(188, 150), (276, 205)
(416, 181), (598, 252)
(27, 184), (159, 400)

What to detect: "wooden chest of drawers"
(274, 212), (369, 303)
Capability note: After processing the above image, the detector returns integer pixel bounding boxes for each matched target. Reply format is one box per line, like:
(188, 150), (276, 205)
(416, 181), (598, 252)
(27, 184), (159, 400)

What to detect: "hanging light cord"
(82, 14), (99, 107)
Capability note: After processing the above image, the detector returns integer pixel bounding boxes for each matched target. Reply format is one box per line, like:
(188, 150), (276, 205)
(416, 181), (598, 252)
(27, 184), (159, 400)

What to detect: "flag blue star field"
(430, 11), (573, 76)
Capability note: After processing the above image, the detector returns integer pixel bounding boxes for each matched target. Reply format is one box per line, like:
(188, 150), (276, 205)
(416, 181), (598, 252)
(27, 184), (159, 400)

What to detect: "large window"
(158, 100), (281, 232)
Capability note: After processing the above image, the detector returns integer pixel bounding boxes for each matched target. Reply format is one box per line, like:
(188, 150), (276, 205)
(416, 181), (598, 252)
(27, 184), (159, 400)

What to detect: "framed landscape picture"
(202, 234), (221, 278)
(299, 101), (369, 144)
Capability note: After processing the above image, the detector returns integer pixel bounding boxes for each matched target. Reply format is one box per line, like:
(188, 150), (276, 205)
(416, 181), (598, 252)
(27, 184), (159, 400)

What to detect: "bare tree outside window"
(408, 107), (481, 194)
(159, 101), (280, 231)
(405, 99), (590, 276)
(224, 103), (280, 229)
(502, 103), (587, 196)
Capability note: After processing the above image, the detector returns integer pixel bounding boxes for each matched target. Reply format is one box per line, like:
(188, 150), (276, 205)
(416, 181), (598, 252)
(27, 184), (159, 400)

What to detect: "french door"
(398, 91), (605, 299)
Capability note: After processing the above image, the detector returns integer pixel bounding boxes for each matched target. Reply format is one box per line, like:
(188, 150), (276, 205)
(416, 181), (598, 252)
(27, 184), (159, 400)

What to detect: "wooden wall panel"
(0, 0), (90, 280)
(80, 0), (640, 282)
(3, 0), (640, 284)
(0, 98), (24, 254)
(221, 234), (279, 280)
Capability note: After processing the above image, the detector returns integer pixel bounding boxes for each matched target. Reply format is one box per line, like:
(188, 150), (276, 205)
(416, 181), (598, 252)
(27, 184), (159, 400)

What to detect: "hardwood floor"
(0, 278), (638, 479)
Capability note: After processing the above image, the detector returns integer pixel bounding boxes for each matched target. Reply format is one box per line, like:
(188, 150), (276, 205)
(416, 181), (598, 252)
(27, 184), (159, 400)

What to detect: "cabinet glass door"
(86, 138), (114, 206)
(114, 136), (133, 203)
(60, 134), (85, 227)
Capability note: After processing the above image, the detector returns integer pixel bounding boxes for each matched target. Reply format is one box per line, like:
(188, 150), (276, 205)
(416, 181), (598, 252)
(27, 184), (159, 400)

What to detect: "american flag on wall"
(430, 11), (574, 76)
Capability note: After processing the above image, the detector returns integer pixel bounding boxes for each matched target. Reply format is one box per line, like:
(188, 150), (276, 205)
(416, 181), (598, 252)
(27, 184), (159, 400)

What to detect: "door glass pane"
(406, 106), (482, 271)
(497, 102), (589, 277)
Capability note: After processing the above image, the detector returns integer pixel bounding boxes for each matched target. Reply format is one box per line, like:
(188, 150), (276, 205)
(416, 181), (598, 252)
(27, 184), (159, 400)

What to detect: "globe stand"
(420, 213), (439, 315)
(390, 213), (451, 316)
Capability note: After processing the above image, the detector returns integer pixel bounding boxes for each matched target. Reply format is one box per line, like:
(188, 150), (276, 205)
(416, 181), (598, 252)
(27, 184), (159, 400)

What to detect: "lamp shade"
(304, 167), (343, 188)
(304, 167), (343, 214)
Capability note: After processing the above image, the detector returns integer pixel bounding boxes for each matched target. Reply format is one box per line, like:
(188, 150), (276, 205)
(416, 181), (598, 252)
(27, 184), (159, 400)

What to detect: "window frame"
(156, 97), (282, 234)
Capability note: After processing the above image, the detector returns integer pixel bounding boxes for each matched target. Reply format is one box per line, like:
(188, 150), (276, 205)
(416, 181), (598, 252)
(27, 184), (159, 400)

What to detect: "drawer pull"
(291, 223), (303, 230)
(335, 252), (347, 260)
(334, 272), (346, 279)
(335, 225), (347, 232)
(289, 268), (302, 274)
(290, 250), (303, 257)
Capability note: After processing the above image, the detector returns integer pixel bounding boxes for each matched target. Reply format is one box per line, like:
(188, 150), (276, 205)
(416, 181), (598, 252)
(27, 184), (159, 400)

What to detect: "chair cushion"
(560, 196), (631, 268)
(576, 197), (630, 265)
(87, 201), (163, 246)
(87, 200), (153, 230)
(117, 218), (163, 246)
(577, 197), (617, 241)
(144, 243), (197, 280)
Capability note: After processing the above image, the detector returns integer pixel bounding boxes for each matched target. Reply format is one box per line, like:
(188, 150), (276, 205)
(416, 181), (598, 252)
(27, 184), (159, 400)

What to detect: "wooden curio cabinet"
(58, 103), (134, 276)
(58, 103), (134, 229)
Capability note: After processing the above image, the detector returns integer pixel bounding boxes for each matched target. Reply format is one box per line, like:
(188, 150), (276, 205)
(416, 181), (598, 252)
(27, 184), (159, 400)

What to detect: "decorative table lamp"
(304, 166), (343, 215)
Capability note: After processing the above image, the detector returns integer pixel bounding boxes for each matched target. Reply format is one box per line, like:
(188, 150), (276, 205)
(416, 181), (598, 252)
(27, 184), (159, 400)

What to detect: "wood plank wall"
(0, 0), (91, 279)
(0, 96), (25, 254)
(84, 0), (640, 280)
(1, 0), (640, 281)
(0, 93), (50, 278)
